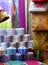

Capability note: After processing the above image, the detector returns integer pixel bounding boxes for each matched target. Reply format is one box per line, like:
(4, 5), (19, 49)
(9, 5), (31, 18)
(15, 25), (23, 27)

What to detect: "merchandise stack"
(0, 28), (47, 65)
(0, 28), (33, 65)
(29, 0), (48, 64)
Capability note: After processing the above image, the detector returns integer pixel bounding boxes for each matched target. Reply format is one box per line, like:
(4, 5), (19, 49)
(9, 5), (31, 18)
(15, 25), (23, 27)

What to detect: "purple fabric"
(0, 2), (9, 13)
(18, 0), (25, 29)
(0, 55), (9, 62)
(0, 0), (12, 15)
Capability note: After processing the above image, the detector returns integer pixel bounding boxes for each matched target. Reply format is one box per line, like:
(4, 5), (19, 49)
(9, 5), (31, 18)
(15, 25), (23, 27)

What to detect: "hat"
(0, 7), (9, 23)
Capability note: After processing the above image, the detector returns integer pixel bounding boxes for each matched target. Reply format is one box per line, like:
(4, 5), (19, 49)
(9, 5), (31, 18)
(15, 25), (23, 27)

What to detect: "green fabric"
(0, 18), (12, 29)
(7, 61), (26, 65)
(36, 50), (40, 59)
(32, 31), (48, 50)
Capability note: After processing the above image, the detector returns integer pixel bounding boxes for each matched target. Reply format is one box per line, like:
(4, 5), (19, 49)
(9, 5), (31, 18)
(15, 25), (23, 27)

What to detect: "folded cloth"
(25, 61), (47, 65)
(32, 0), (48, 3)
(25, 61), (40, 65)
(32, 31), (48, 50)
(29, 1), (48, 13)
(6, 61), (27, 65)
(32, 12), (48, 31)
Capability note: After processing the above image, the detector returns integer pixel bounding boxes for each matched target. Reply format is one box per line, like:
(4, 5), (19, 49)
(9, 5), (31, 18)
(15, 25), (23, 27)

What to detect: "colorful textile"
(12, 0), (19, 28)
(7, 61), (27, 65)
(32, 31), (48, 50)
(25, 61), (39, 65)
(39, 41), (48, 51)
(0, 0), (12, 15)
(32, 13), (48, 31)
(18, 0), (25, 31)
(0, 63), (4, 65)
(32, 0), (48, 3)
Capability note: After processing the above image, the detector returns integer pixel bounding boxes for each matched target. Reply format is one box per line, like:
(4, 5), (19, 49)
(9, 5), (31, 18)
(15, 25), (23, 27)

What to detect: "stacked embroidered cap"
(29, 0), (48, 13)
(0, 7), (9, 23)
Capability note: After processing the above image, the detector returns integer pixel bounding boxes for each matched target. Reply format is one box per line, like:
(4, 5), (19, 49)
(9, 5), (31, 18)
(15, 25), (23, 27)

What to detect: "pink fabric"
(32, 0), (48, 2)
(0, 63), (4, 65)
(18, 0), (25, 32)
(25, 61), (39, 65)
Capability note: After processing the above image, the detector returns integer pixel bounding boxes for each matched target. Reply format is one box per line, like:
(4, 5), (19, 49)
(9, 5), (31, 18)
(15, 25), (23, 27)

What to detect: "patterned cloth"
(25, 61), (39, 65)
(32, 31), (48, 51)
(32, 13), (48, 31)
(25, 61), (47, 65)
